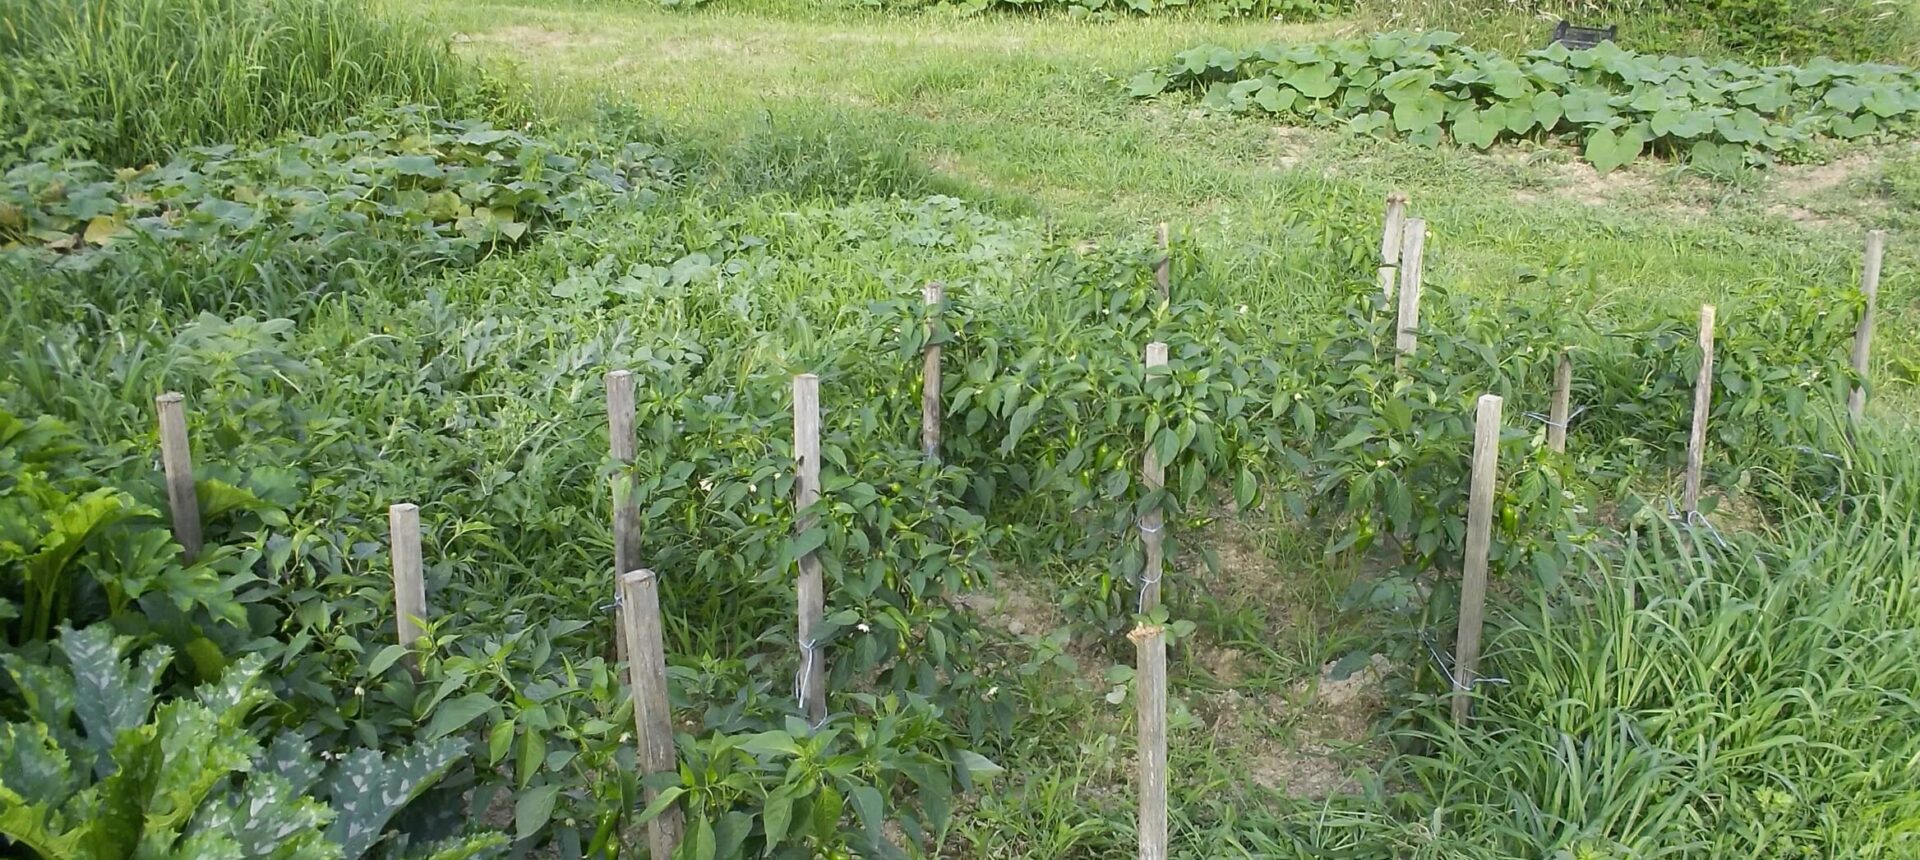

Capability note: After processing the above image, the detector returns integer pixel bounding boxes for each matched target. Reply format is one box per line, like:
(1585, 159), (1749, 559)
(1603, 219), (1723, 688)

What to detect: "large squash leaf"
(319, 738), (468, 859)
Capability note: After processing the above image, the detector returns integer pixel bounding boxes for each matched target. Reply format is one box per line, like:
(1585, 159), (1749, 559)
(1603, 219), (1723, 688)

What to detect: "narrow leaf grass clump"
(1134, 31), (1920, 171)
(1398, 426), (1920, 857)
(0, 0), (495, 166)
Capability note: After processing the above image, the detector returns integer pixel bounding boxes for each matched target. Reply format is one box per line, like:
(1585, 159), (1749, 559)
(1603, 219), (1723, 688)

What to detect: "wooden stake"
(1452, 394), (1502, 725)
(607, 370), (639, 665)
(1378, 265), (1397, 305)
(1394, 219), (1426, 370)
(1381, 191), (1408, 266)
(1129, 338), (1179, 860)
(922, 281), (944, 460)
(1850, 230), (1884, 424)
(1132, 623), (1168, 860)
(619, 569), (684, 857)
(1548, 349), (1573, 454)
(792, 374), (827, 725)
(1140, 342), (1170, 614)
(1682, 305), (1716, 515)
(389, 503), (427, 671)
(154, 392), (202, 562)
(1155, 222), (1171, 302)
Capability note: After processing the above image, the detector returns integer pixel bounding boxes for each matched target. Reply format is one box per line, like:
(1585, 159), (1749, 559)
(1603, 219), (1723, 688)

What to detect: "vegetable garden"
(4, 0), (1920, 858)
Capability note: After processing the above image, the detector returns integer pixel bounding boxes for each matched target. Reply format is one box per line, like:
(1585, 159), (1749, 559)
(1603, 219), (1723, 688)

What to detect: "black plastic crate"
(1551, 20), (1618, 49)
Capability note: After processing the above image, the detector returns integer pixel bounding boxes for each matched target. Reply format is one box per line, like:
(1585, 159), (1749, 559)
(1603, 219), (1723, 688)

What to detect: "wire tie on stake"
(1136, 568), (1164, 615)
(1687, 509), (1729, 550)
(1421, 630), (1508, 690)
(1791, 445), (1845, 464)
(1522, 404), (1588, 430)
(1137, 521), (1163, 535)
(599, 570), (659, 614)
(793, 637), (821, 719)
(1666, 500), (1730, 550)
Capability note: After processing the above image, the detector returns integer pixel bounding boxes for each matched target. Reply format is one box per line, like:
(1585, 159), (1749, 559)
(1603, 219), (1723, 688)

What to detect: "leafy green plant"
(0, 624), (504, 859)
(0, 409), (256, 654)
(0, 108), (670, 271)
(639, 694), (1001, 860)
(1132, 31), (1920, 171)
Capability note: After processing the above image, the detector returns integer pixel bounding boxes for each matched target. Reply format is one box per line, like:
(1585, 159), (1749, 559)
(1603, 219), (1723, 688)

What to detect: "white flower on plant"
(857, 622), (871, 633)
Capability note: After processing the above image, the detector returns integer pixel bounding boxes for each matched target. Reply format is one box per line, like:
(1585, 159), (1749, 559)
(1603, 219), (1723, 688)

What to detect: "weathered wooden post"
(1136, 342), (1172, 860)
(154, 392), (202, 562)
(792, 374), (827, 726)
(1140, 342), (1170, 613)
(1382, 191), (1408, 267)
(1394, 219), (1427, 370)
(1548, 349), (1573, 454)
(922, 281), (944, 460)
(1155, 222), (1171, 302)
(607, 370), (639, 664)
(388, 503), (427, 673)
(1849, 230), (1884, 424)
(1133, 622), (1168, 860)
(619, 569), (684, 857)
(1682, 306), (1716, 515)
(1453, 394), (1501, 725)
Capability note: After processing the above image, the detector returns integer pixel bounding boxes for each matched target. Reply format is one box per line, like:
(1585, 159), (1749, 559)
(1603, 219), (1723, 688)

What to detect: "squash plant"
(1133, 31), (1920, 171)
(0, 624), (501, 859)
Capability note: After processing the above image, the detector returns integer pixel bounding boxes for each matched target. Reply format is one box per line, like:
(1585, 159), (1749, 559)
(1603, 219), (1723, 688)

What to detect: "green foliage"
(1, 107), (673, 317)
(0, 624), (500, 859)
(635, 693), (995, 858)
(0, 0), (498, 167)
(1633, 0), (1917, 64)
(1877, 147), (1920, 210)
(1362, 0), (1920, 65)
(1134, 31), (1920, 170)
(1395, 429), (1920, 857)
(0, 55), (114, 163)
(0, 410), (252, 651)
(0, 86), (1898, 859)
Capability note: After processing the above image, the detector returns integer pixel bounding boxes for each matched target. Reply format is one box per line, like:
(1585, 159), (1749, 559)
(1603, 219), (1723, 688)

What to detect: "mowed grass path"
(414, 0), (1917, 413)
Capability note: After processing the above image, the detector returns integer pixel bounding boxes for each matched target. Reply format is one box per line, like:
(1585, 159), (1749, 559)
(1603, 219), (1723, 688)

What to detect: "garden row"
(1131, 31), (1920, 171)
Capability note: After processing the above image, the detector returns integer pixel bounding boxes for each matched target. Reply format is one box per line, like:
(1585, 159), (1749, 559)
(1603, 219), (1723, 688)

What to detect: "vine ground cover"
(1132, 31), (1920, 171)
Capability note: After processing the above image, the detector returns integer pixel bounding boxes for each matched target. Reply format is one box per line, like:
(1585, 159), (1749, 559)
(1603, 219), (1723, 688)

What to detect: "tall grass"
(1395, 422), (1920, 858)
(0, 0), (490, 166)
